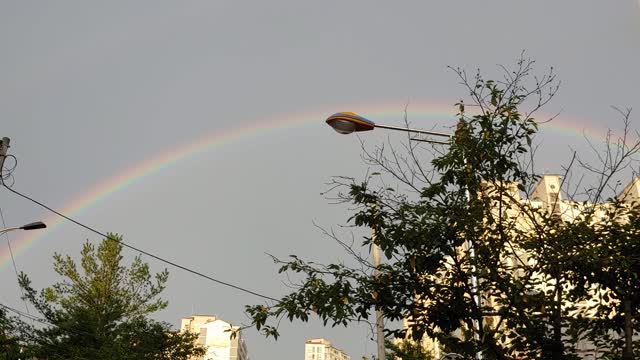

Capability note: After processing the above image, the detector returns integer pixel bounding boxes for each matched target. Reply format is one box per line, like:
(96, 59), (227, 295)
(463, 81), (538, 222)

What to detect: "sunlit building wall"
(181, 315), (249, 360)
(304, 338), (350, 360)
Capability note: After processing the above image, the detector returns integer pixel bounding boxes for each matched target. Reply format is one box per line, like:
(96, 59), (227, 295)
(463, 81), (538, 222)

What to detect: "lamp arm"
(373, 123), (452, 138)
(0, 227), (20, 236)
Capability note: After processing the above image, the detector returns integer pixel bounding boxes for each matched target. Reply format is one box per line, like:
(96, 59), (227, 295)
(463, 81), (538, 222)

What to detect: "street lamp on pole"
(0, 221), (47, 236)
(325, 112), (482, 360)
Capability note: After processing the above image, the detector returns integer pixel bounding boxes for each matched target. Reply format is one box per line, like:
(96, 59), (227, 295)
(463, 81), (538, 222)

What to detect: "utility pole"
(0, 137), (10, 178)
(371, 204), (385, 360)
(372, 241), (385, 360)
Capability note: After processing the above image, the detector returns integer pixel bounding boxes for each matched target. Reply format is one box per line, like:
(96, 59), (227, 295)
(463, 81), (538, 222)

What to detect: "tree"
(385, 339), (435, 360)
(114, 318), (207, 360)
(563, 199), (640, 359)
(17, 234), (204, 360)
(0, 307), (22, 360)
(246, 56), (640, 359)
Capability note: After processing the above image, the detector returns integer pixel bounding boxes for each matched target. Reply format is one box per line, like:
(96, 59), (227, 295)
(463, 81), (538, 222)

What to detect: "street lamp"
(325, 112), (482, 360)
(0, 221), (47, 236)
(440, 353), (465, 360)
(326, 112), (452, 141)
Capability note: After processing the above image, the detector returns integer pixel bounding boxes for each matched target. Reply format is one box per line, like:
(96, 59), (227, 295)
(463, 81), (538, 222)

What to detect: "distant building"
(181, 315), (249, 360)
(304, 338), (350, 360)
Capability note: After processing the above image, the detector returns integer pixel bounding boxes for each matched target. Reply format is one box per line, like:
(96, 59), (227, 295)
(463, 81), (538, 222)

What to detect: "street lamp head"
(325, 112), (375, 134)
(20, 221), (47, 231)
(440, 354), (465, 360)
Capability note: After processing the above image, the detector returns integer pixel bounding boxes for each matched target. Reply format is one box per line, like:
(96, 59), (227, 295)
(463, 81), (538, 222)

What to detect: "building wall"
(304, 338), (350, 360)
(181, 315), (248, 360)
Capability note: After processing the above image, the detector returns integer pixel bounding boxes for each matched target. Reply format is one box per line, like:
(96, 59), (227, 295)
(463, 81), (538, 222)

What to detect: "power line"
(0, 301), (109, 341)
(1, 182), (279, 302)
(0, 302), (50, 326)
(1, 301), (132, 358)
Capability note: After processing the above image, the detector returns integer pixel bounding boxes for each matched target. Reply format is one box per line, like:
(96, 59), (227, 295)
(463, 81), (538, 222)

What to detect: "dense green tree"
(17, 234), (204, 360)
(112, 318), (206, 360)
(247, 57), (640, 359)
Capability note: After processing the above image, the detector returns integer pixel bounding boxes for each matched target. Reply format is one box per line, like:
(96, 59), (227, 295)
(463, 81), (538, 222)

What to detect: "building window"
(198, 328), (207, 345)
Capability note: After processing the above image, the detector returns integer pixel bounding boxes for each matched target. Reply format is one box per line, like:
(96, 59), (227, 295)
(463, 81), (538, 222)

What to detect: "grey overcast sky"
(1, 1), (639, 359)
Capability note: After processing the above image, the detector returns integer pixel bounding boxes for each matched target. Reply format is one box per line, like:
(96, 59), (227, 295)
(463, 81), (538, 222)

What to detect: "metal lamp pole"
(325, 112), (482, 360)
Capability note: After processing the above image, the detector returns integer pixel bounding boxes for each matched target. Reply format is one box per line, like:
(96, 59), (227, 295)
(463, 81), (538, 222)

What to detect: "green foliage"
(17, 234), (204, 360)
(385, 339), (435, 360)
(111, 318), (205, 360)
(564, 201), (640, 359)
(0, 307), (22, 359)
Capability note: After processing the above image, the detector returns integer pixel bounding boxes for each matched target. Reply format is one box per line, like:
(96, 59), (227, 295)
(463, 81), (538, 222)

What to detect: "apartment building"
(304, 338), (350, 360)
(181, 315), (248, 360)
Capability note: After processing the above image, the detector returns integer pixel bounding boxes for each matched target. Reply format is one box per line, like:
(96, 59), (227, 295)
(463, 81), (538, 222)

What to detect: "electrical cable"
(0, 154), (16, 187)
(0, 301), (109, 341)
(0, 302), (50, 326)
(1, 154), (16, 181)
(1, 154), (278, 346)
(1, 302), (111, 358)
(1, 178), (278, 302)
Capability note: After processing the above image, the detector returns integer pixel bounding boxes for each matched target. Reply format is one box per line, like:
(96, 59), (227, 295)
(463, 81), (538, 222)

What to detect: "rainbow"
(0, 101), (609, 271)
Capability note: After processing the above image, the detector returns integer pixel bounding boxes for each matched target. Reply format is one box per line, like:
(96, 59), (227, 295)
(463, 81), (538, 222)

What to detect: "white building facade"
(181, 315), (249, 360)
(304, 338), (350, 360)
